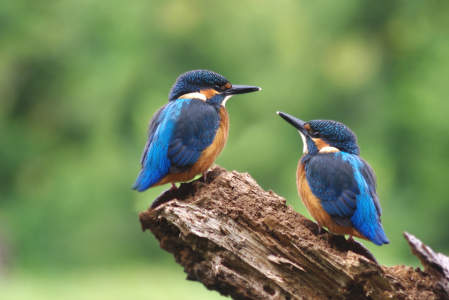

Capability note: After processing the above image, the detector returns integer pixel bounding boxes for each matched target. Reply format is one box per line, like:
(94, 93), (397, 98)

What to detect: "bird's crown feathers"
(307, 120), (359, 155)
(169, 70), (229, 101)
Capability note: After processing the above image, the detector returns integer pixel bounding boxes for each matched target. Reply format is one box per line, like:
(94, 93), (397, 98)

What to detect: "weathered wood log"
(139, 166), (449, 300)
(404, 232), (449, 297)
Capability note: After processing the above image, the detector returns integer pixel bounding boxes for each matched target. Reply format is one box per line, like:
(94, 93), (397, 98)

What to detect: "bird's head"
(169, 70), (260, 106)
(277, 112), (360, 155)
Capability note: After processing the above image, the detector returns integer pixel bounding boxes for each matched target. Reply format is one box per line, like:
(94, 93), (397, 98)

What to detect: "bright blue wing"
(304, 152), (389, 245)
(132, 101), (181, 191)
(304, 153), (359, 227)
(167, 100), (220, 173)
(359, 159), (382, 216)
(132, 98), (220, 191)
(138, 107), (164, 166)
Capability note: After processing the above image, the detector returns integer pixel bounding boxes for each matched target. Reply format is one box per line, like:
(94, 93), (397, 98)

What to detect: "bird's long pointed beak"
(277, 111), (309, 136)
(225, 85), (261, 96)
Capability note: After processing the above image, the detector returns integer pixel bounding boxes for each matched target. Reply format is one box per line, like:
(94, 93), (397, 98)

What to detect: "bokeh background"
(1, 1), (449, 299)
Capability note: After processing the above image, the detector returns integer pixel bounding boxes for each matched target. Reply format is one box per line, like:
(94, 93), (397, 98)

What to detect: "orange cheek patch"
(304, 124), (311, 131)
(200, 89), (219, 99)
(312, 138), (330, 151)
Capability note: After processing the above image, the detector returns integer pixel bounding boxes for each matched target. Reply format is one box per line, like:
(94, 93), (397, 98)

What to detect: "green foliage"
(1, 0), (449, 297)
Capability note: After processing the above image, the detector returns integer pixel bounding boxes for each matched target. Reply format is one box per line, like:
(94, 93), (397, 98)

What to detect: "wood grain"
(140, 166), (448, 300)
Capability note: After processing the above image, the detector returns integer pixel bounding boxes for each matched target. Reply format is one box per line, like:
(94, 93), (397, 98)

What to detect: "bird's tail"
(370, 222), (390, 246)
(132, 169), (155, 192)
(132, 162), (168, 192)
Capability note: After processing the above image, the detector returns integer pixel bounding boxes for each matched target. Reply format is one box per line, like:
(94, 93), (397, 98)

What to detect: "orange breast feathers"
(296, 160), (368, 240)
(191, 107), (229, 174)
(155, 107), (229, 186)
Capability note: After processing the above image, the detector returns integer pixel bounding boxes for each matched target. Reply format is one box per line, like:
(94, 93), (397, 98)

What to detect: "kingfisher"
(277, 112), (389, 246)
(132, 70), (260, 192)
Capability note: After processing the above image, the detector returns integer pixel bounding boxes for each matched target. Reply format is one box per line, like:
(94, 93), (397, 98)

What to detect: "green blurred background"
(1, 1), (449, 299)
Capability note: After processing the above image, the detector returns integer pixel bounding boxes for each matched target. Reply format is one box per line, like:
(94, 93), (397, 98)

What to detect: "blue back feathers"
(132, 98), (221, 191)
(299, 119), (388, 245)
(169, 70), (229, 101)
(133, 99), (186, 191)
(167, 100), (220, 173)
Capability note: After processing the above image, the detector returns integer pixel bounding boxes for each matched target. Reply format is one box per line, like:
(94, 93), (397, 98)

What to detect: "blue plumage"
(278, 111), (389, 246)
(167, 100), (220, 172)
(303, 152), (388, 245)
(133, 98), (221, 191)
(133, 70), (260, 193)
(133, 99), (188, 191)
(308, 120), (360, 155)
(169, 70), (229, 101)
(341, 154), (388, 245)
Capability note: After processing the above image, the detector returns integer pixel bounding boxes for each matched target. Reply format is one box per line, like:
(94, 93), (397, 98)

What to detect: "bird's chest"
(210, 107), (229, 156)
(296, 160), (328, 226)
(192, 107), (229, 172)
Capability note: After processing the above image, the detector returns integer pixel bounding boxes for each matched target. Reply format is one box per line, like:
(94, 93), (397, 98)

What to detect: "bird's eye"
(313, 131), (320, 138)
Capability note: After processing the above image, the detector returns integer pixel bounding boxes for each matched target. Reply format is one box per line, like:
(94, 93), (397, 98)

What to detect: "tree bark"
(139, 166), (449, 300)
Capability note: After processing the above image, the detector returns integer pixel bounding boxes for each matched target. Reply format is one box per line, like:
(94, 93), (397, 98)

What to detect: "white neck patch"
(179, 92), (207, 101)
(320, 146), (339, 153)
(221, 95), (233, 107)
(299, 131), (308, 154)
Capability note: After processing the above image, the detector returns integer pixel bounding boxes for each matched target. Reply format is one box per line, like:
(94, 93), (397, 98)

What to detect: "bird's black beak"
(225, 85), (261, 96)
(277, 111), (309, 136)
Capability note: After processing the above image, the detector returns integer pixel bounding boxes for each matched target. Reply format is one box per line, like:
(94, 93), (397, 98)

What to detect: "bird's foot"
(347, 236), (355, 243)
(170, 183), (178, 191)
(317, 224), (323, 234)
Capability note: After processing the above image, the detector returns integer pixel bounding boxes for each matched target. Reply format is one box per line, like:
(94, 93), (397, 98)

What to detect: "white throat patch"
(299, 131), (308, 154)
(221, 95), (233, 107)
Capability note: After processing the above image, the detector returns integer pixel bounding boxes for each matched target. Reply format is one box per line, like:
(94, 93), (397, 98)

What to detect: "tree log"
(139, 166), (449, 300)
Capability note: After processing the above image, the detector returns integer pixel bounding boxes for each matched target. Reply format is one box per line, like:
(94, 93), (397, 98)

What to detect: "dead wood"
(139, 166), (449, 300)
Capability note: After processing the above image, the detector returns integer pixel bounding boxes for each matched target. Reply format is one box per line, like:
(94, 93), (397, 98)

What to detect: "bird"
(277, 111), (389, 246)
(132, 69), (261, 193)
